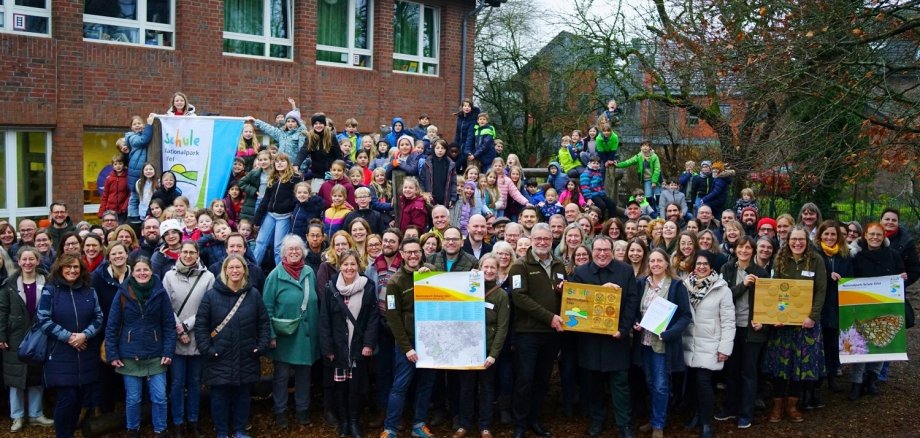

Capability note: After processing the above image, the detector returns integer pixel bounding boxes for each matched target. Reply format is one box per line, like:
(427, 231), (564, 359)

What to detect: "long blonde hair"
(237, 122), (257, 153)
(324, 231), (357, 267)
(268, 153), (296, 185)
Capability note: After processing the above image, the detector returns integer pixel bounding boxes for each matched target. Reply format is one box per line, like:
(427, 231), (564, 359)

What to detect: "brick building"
(0, 0), (476, 224)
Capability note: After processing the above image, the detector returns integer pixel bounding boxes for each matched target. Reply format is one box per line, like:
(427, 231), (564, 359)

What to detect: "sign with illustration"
(560, 281), (622, 335)
(413, 271), (487, 370)
(752, 278), (813, 325)
(838, 275), (908, 364)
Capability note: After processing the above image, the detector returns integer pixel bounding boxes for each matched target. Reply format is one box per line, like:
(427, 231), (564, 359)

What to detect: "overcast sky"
(528, 0), (644, 47)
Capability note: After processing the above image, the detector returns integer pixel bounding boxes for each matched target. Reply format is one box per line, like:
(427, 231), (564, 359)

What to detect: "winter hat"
(464, 181), (477, 190)
(741, 206), (759, 217)
(159, 219), (182, 237)
(756, 217), (777, 231)
(398, 135), (416, 148)
(700, 160), (712, 168)
(311, 113), (327, 126)
(285, 109), (302, 125)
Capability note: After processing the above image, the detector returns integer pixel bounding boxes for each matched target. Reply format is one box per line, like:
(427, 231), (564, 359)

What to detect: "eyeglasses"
(402, 250), (422, 256)
(593, 248), (612, 253)
(695, 262), (710, 267)
(532, 237), (552, 242)
(847, 229), (860, 235)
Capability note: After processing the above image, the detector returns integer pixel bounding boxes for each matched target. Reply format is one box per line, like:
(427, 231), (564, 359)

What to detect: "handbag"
(271, 279), (310, 336)
(18, 323), (49, 365)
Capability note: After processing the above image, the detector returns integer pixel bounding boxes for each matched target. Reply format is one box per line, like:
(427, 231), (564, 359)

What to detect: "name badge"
(386, 295), (396, 310)
(801, 270), (815, 278)
(512, 275), (522, 289)
(485, 302), (495, 310)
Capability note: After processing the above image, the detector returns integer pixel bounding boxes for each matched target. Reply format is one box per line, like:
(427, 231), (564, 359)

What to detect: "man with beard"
(491, 217), (510, 244)
(131, 217), (161, 261)
(503, 223), (523, 249)
(430, 227), (478, 272)
(47, 202), (76, 245)
(463, 215), (492, 260)
(207, 232), (265, 291)
(365, 228), (403, 428)
(663, 202), (685, 228)
(739, 207), (759, 237)
(519, 207), (539, 237)
(549, 214), (566, 250)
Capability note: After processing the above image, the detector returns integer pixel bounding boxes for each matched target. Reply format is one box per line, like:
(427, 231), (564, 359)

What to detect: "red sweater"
(99, 170), (129, 215)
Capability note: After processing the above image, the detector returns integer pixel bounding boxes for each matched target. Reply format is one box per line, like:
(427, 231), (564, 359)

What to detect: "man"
(491, 217), (510, 244)
(696, 205), (721, 238)
(690, 160), (713, 213)
(519, 207), (539, 237)
(663, 202), (684, 227)
(721, 209), (736, 228)
(563, 203), (581, 225)
(571, 237), (639, 438)
(624, 200), (642, 222)
(131, 217), (161, 262)
(756, 217), (779, 249)
(503, 223), (523, 249)
(463, 215), (492, 260)
(100, 210), (120, 234)
(383, 238), (437, 438)
(10, 219), (37, 256)
(366, 228), (403, 428)
(429, 227), (478, 272)
(208, 232), (266, 292)
(47, 202), (76, 246)
(510, 223), (567, 438)
(431, 206), (451, 239)
(548, 214), (566, 249)
(739, 207), (759, 237)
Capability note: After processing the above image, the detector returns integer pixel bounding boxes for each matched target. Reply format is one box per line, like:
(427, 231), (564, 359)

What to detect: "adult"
(132, 217), (161, 262)
(797, 203), (822, 239)
(880, 208), (920, 288)
(263, 235), (319, 427)
(305, 224), (328, 274)
(775, 213), (795, 245)
(9, 219), (37, 256)
(36, 253), (104, 438)
(47, 202), (77, 246)
(491, 217), (510, 244)
(152, 219), (183, 279)
(430, 205), (451, 239)
(32, 230), (54, 271)
(564, 203), (581, 224)
(113, 225), (140, 252)
(739, 207), (759, 237)
(365, 229), (402, 428)
(319, 249), (378, 438)
(163, 241), (215, 437)
(0, 247), (54, 432)
(82, 234), (105, 274)
(207, 233), (265, 294)
(90, 242), (131, 413)
(696, 205), (721, 237)
(631, 248), (692, 438)
(549, 215), (567, 247)
(682, 251), (735, 438)
(519, 207), (540, 236)
(462, 215), (493, 260)
(624, 201), (642, 222)
(656, 220), (679, 255)
(754, 237), (775, 272)
(0, 223), (14, 254)
(662, 202), (685, 228)
(503, 223), (523, 249)
(697, 230), (727, 273)
(105, 256), (176, 438)
(812, 220), (852, 401)
(194, 254), (270, 438)
(757, 217), (778, 244)
(763, 226), (826, 423)
(428, 227), (478, 273)
(510, 223), (567, 438)
(554, 223), (585, 275)
(626, 239), (649, 279)
(844, 221), (863, 251)
(672, 232), (699, 279)
(100, 210), (120, 235)
(571, 237), (639, 438)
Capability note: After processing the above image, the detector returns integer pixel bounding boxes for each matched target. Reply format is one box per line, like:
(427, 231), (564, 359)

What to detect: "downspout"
(460, 0), (487, 104)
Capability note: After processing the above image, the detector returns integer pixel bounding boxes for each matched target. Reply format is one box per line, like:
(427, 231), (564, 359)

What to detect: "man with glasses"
(503, 223), (523, 249)
(47, 202), (76, 246)
(570, 236), (640, 438)
(510, 223), (567, 438)
(366, 228), (403, 428)
(756, 217), (779, 248)
(429, 227), (478, 273)
(10, 219), (37, 257)
(100, 210), (120, 234)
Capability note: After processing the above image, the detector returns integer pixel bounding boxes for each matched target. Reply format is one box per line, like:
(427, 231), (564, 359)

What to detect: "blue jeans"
(641, 346), (669, 430)
(384, 346), (435, 432)
(9, 386), (43, 419)
(124, 372), (167, 432)
(171, 355), (202, 425)
(253, 212), (291, 264)
(211, 384), (252, 436)
(643, 180), (662, 199)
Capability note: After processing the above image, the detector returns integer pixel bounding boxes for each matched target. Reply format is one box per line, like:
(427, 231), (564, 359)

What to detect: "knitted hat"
(159, 219), (182, 237)
(464, 181), (477, 190)
(398, 135), (416, 147)
(701, 160), (712, 168)
(741, 206), (759, 217)
(285, 109), (302, 125)
(756, 217), (777, 231)
(310, 113), (327, 126)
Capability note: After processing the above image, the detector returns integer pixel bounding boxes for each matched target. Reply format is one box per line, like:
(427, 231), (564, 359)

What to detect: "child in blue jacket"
(290, 181), (325, 238)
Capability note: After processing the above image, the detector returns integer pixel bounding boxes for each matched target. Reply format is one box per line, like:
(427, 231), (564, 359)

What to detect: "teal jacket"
(263, 265), (319, 365)
(617, 151), (661, 184)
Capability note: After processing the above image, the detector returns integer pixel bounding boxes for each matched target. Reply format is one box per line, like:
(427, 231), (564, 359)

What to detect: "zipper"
(69, 287), (81, 377)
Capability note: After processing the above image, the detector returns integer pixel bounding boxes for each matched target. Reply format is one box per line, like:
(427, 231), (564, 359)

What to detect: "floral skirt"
(762, 323), (825, 381)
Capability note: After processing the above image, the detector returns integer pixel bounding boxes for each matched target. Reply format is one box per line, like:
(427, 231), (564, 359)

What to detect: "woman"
(577, 216), (595, 248)
(775, 214), (795, 246)
(754, 237), (776, 272)
(697, 230), (727, 273)
(656, 220), (679, 255)
(194, 254), (270, 438)
(90, 242), (132, 413)
(647, 219), (664, 244)
(720, 221), (744, 256)
(715, 237), (768, 428)
(488, 241), (517, 424)
(0, 223), (15, 252)
(601, 218), (625, 241)
(682, 251), (735, 438)
(366, 234), (383, 261)
(253, 154), (303, 265)
(319, 249), (378, 438)
(263, 235), (319, 428)
(420, 232), (442, 259)
(847, 223), (906, 400)
(797, 203), (822, 239)
(573, 245), (592, 269)
(672, 232), (699, 279)
(454, 254), (510, 438)
(82, 234), (105, 273)
(113, 225), (140, 252)
(105, 257), (176, 437)
(0, 247), (54, 432)
(33, 230), (54, 271)
(37, 253), (104, 438)
(57, 232), (83, 258)
(163, 241), (215, 436)
(305, 224), (327, 275)
(317, 231), (357, 298)
(349, 218), (372, 263)
(613, 240), (628, 262)
(763, 226), (826, 423)
(632, 248), (692, 438)
(813, 220), (852, 401)
(554, 224), (585, 275)
(845, 221), (862, 252)
(626, 238), (649, 278)
(685, 219), (700, 235)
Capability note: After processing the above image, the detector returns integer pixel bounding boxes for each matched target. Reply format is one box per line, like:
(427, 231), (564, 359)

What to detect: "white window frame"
(82, 0), (176, 48)
(0, 130), (53, 226)
(392, 1), (439, 76)
(223, 0), (294, 60)
(316, 0), (374, 69)
(0, 0), (51, 37)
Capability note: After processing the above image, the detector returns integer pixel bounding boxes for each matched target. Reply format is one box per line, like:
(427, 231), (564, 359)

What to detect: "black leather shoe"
(530, 423), (552, 437)
(587, 422), (603, 437)
(512, 427), (527, 438)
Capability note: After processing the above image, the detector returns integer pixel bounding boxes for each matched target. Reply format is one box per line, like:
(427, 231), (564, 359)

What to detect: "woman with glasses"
(812, 221), (852, 400)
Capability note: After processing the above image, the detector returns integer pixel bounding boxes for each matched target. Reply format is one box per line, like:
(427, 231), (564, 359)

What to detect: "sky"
(529, 0), (644, 47)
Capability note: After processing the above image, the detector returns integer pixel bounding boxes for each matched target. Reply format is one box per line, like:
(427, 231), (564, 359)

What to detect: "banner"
(158, 116), (245, 209)
(561, 281), (622, 335)
(413, 271), (487, 369)
(838, 275), (908, 364)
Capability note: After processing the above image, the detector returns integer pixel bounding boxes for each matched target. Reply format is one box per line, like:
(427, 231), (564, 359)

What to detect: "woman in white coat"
(682, 251), (735, 438)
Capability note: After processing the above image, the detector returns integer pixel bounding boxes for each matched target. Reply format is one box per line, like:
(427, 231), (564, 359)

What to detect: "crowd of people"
(0, 93), (916, 438)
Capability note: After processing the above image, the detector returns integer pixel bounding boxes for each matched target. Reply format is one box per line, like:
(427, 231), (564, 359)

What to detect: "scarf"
(84, 254), (104, 272)
(336, 274), (368, 297)
(175, 259), (198, 276)
(431, 156), (449, 205)
(129, 277), (154, 306)
(282, 259), (305, 280)
(885, 228), (897, 238)
(162, 247), (180, 261)
(820, 241), (839, 257)
(336, 275), (368, 348)
(685, 270), (719, 309)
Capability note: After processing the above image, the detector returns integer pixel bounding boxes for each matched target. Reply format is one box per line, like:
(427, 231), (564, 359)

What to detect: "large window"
(224, 0), (292, 60)
(0, 131), (51, 225)
(0, 0), (50, 36)
(317, 0), (373, 68)
(393, 1), (439, 76)
(83, 0), (174, 47)
(82, 132), (124, 213)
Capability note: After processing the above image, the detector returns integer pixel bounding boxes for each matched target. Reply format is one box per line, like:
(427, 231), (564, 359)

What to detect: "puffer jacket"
(0, 273), (46, 389)
(398, 195), (429, 231)
(471, 124), (497, 170)
(253, 118), (305, 160)
(681, 275), (735, 370)
(193, 278), (270, 387)
(386, 117), (408, 149)
(90, 262), (129, 332)
(579, 167), (605, 200)
(701, 170), (735, 213)
(126, 124), (154, 217)
(495, 175), (529, 211)
(546, 162), (569, 193)
(163, 262), (215, 355)
(104, 277), (177, 362)
(455, 107), (481, 152)
(37, 279), (104, 387)
(100, 170), (129, 215)
(319, 274), (379, 369)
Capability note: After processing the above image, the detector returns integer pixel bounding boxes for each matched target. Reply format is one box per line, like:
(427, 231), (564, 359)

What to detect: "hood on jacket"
(391, 117), (406, 131)
(548, 161), (562, 171)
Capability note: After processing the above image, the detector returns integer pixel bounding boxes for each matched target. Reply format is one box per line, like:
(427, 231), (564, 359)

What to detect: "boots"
(785, 397), (803, 422)
(768, 398), (783, 422)
(865, 372), (880, 395)
(173, 423), (184, 438)
(498, 396), (513, 425)
(848, 382), (862, 401)
(828, 376), (842, 392)
(348, 419), (364, 438)
(810, 387), (825, 408)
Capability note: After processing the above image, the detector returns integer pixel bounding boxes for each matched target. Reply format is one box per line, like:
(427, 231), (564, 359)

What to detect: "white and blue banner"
(158, 116), (245, 209)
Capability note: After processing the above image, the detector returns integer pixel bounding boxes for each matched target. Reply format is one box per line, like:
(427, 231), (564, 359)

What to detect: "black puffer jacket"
(318, 274), (379, 369)
(253, 174), (303, 225)
(194, 278), (270, 386)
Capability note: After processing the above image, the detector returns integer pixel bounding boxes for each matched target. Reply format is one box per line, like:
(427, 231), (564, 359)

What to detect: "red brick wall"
(0, 0), (476, 220)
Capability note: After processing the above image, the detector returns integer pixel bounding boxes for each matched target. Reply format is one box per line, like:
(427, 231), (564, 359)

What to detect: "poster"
(838, 275), (908, 364)
(158, 116), (245, 209)
(413, 271), (487, 370)
(752, 278), (813, 325)
(560, 281), (622, 335)
(639, 296), (678, 335)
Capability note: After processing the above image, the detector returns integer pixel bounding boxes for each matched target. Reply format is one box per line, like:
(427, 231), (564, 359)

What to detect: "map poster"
(838, 275), (908, 364)
(752, 278), (813, 326)
(414, 271), (487, 370)
(560, 281), (622, 336)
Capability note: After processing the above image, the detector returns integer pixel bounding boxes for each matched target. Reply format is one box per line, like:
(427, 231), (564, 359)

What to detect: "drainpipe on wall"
(459, 0), (487, 105)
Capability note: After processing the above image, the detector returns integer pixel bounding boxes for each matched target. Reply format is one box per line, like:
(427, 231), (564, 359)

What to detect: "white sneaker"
(28, 415), (54, 427)
(10, 418), (24, 433)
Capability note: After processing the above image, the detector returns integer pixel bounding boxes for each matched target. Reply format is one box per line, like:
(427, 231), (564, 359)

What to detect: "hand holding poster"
(560, 281), (622, 335)
(752, 278), (813, 325)
(838, 275), (908, 364)
(639, 296), (678, 336)
(413, 271), (487, 370)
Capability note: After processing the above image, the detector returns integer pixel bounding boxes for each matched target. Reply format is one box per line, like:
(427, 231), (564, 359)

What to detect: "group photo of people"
(0, 92), (915, 438)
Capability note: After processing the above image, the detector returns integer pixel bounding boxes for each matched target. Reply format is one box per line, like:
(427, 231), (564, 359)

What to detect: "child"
(343, 187), (389, 235)
(182, 209), (199, 241)
(117, 138), (130, 164)
(236, 122), (259, 170)
(354, 149), (373, 185)
(479, 170), (499, 213)
(252, 153), (303, 265)
(238, 219), (255, 246)
(494, 139), (504, 157)
(339, 137), (356, 169)
(557, 135), (582, 176)
(424, 125), (439, 154)
(290, 181), (325, 238)
(146, 199), (165, 221)
(420, 139), (458, 208)
(369, 167), (393, 205)
(539, 188), (563, 220)
(99, 154), (130, 221)
(505, 154), (523, 176)
(223, 183), (245, 230)
(385, 117), (407, 149)
(454, 98), (480, 158)
(596, 124), (620, 167)
(246, 98), (306, 159)
(658, 179), (688, 220)
(398, 177), (429, 231)
(318, 160), (357, 208)
(166, 92), (196, 116)
(468, 112), (497, 171)
(370, 140), (390, 170)
(298, 113), (343, 180)
(126, 113), (155, 221)
(546, 161), (569, 193)
(734, 187), (760, 217)
(322, 184), (353, 236)
(629, 188), (656, 218)
(584, 126), (599, 156)
(580, 154), (618, 219)
(238, 150), (272, 221)
(336, 118), (361, 161)
(489, 162), (529, 219)
(559, 179), (586, 208)
(230, 157), (248, 186)
(135, 162), (158, 220)
(523, 178), (545, 205)
(414, 139), (428, 175)
(199, 218), (230, 267)
(450, 181), (491, 236)
(385, 135), (420, 178)
(209, 198), (233, 230)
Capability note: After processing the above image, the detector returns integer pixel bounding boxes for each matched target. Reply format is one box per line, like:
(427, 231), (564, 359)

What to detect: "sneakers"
(412, 424), (435, 438)
(481, 431), (493, 438)
(713, 410), (737, 421)
(738, 418), (752, 429)
(452, 427), (468, 438)
(29, 415), (54, 427)
(232, 433), (251, 438)
(10, 418), (23, 433)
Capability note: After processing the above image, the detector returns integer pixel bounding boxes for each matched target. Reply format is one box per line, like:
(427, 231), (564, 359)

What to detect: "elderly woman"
(194, 254), (270, 438)
(0, 247), (54, 432)
(319, 249), (378, 438)
(105, 256), (177, 437)
(263, 235), (319, 428)
(37, 253), (104, 438)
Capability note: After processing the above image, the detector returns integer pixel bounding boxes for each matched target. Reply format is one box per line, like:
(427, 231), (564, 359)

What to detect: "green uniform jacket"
(510, 250), (567, 333)
(484, 281), (510, 359)
(263, 265), (319, 365)
(772, 250), (827, 323)
(616, 151), (661, 184)
(386, 263), (434, 354)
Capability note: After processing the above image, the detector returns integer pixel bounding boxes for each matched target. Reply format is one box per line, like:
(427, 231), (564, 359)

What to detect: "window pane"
(269, 0), (288, 39)
(317, 0), (348, 48)
(16, 132), (47, 209)
(423, 7), (435, 58)
(224, 0), (262, 35)
(269, 44), (290, 59)
(83, 23), (140, 44)
(19, 14), (47, 33)
(85, 0), (137, 19)
(147, 0), (171, 24)
(83, 132), (122, 205)
(394, 59), (420, 73)
(422, 62), (437, 75)
(354, 0), (369, 50)
(318, 49), (348, 64)
(393, 1), (418, 56)
(0, 133), (6, 210)
(15, 0), (45, 7)
(224, 39), (263, 56)
(144, 30), (173, 46)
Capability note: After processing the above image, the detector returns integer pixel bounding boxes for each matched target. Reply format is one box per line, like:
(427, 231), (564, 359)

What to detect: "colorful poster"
(413, 271), (487, 370)
(639, 296), (678, 336)
(838, 275), (908, 364)
(560, 281), (622, 335)
(158, 116), (245, 209)
(752, 278), (813, 325)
